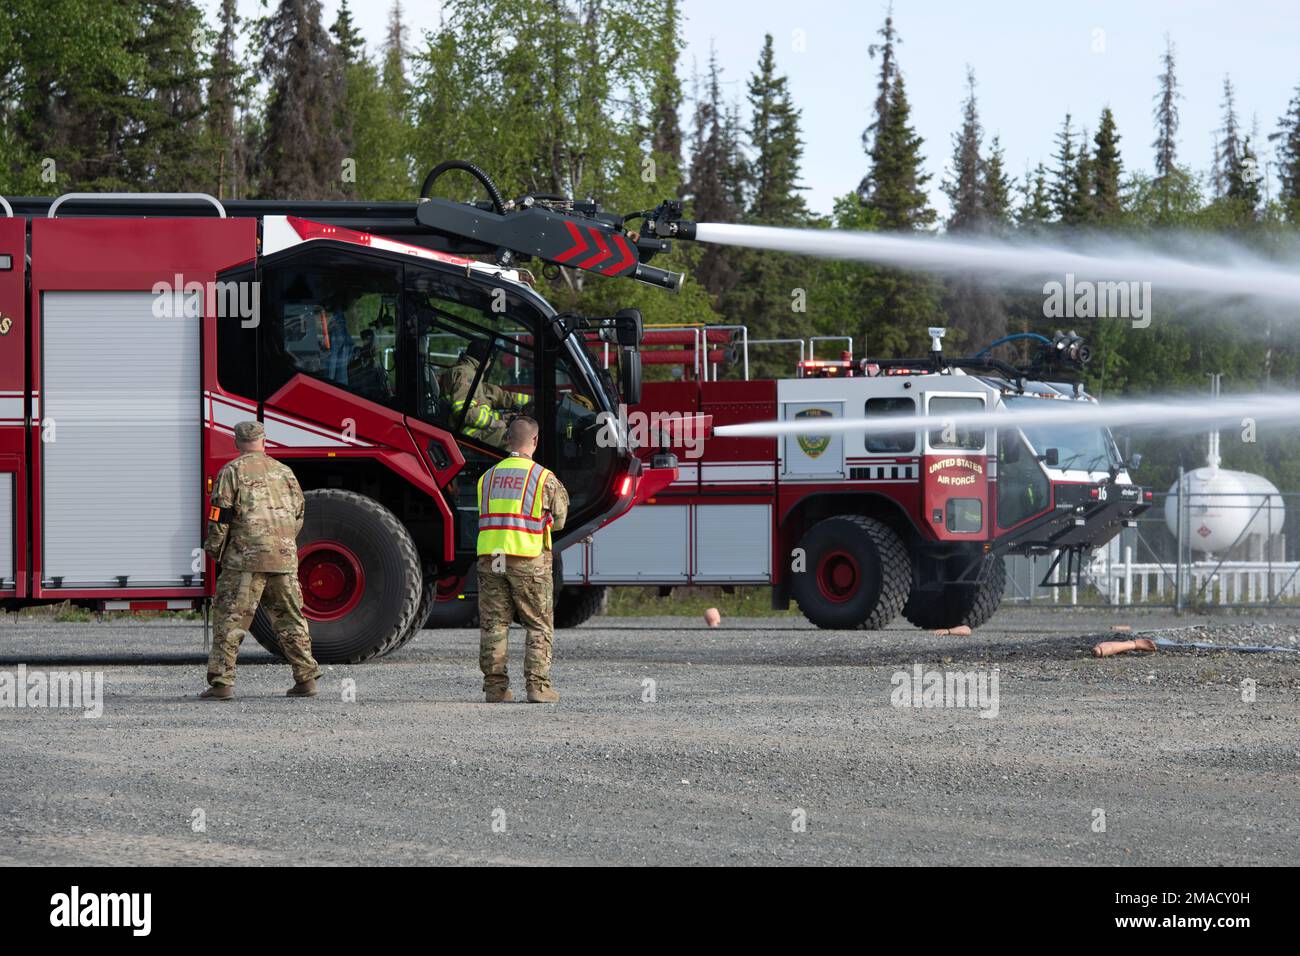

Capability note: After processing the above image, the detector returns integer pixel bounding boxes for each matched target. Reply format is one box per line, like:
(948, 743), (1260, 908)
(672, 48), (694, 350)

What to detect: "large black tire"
(790, 515), (910, 630)
(251, 489), (422, 664)
(385, 568), (454, 654)
(903, 556), (1006, 630)
(554, 585), (607, 628)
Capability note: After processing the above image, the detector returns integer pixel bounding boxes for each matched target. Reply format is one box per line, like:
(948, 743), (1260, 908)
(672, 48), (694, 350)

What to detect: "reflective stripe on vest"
(452, 397), (499, 436)
(476, 456), (554, 557)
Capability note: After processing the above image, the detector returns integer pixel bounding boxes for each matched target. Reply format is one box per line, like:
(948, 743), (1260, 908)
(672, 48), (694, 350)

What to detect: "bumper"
(995, 483), (1150, 555)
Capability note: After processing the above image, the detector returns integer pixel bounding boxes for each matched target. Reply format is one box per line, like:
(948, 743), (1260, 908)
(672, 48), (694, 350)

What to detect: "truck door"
(0, 218), (25, 596)
(921, 391), (989, 541)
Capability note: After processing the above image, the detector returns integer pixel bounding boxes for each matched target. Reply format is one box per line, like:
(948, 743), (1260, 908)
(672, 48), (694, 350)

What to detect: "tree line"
(4, 0), (1300, 490)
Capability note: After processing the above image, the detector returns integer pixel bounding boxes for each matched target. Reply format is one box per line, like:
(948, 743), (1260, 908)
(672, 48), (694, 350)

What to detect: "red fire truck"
(552, 326), (1153, 630)
(1, 163), (696, 661)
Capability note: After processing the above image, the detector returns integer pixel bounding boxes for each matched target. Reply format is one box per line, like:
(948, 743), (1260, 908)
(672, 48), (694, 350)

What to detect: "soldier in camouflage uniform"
(199, 421), (322, 700)
(444, 339), (530, 448)
(477, 417), (569, 703)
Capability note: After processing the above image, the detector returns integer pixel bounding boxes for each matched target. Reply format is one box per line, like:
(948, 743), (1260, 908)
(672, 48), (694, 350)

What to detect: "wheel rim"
(298, 541), (366, 622)
(816, 549), (860, 604)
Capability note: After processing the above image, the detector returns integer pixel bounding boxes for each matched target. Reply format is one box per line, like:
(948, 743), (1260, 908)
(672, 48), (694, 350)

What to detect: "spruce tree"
(647, 0), (684, 191)
(865, 72), (936, 230)
(129, 0), (211, 191)
(979, 136), (1013, 232)
(1213, 75), (1242, 199)
(1228, 136), (1262, 208)
(208, 0), (249, 200)
(1017, 162), (1053, 229)
(331, 0), (365, 63)
(1152, 34), (1181, 215)
(725, 34), (813, 366)
(686, 52), (743, 298)
(1050, 113), (1093, 224)
(745, 34), (807, 225)
(943, 66), (983, 233)
(858, 4), (900, 201)
(1072, 127), (1094, 224)
(1269, 82), (1300, 222)
(1091, 107), (1123, 223)
(258, 0), (348, 199)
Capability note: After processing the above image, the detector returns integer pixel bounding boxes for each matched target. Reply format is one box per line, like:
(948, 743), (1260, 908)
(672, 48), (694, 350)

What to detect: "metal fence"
(1004, 489), (1300, 609)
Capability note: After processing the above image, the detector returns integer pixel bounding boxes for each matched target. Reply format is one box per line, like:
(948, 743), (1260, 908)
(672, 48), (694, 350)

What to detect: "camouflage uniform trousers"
(207, 569), (322, 687)
(478, 560), (554, 693)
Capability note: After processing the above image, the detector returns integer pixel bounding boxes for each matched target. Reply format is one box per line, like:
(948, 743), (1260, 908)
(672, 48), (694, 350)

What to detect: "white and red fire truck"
(1, 163), (699, 661)
(551, 326), (1153, 630)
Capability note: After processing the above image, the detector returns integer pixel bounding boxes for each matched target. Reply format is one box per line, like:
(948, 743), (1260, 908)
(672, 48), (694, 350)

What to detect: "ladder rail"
(48, 192), (227, 219)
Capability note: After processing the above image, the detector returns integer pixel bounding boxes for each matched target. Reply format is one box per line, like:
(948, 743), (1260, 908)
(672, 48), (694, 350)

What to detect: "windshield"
(1004, 395), (1120, 472)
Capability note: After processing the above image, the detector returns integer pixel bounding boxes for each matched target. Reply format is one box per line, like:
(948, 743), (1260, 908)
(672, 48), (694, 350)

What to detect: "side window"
(864, 397), (916, 453)
(216, 265), (258, 398)
(927, 395), (985, 451)
(407, 268), (537, 450)
(265, 255), (401, 408)
(997, 430), (1050, 527)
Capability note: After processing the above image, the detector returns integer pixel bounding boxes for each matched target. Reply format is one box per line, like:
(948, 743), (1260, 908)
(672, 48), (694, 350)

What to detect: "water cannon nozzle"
(1050, 330), (1091, 369)
(642, 199), (696, 241)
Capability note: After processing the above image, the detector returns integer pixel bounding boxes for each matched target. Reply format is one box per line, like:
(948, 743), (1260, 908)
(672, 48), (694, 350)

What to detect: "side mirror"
(612, 308), (643, 348)
(1043, 448), (1060, 467)
(1129, 452), (1143, 471)
(619, 347), (642, 405)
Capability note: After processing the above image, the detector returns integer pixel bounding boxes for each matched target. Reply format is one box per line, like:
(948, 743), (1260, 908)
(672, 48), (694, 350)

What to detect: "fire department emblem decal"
(795, 408), (833, 459)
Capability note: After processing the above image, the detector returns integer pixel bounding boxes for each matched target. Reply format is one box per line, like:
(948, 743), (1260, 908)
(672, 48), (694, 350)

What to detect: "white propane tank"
(1164, 468), (1286, 554)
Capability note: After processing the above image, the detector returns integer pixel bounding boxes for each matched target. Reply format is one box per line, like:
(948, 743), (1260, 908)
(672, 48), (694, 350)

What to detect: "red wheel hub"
(298, 541), (365, 622)
(816, 549), (860, 604)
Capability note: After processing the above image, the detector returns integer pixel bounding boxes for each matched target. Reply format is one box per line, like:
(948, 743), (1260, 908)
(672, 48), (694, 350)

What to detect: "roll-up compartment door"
(587, 505), (689, 583)
(0, 474), (13, 588)
(41, 291), (201, 587)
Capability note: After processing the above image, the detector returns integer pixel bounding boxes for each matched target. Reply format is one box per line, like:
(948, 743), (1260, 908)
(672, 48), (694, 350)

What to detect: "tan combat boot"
(200, 685), (234, 701)
(485, 688), (515, 703)
(526, 685), (559, 704)
(286, 678), (318, 698)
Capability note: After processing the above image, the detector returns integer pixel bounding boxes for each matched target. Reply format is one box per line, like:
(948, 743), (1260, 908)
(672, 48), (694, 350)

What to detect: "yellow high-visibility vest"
(476, 455), (554, 558)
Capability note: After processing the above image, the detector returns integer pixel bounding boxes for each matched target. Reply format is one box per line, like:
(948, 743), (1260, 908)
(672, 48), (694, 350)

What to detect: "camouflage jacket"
(477, 471), (570, 575)
(203, 452), (305, 572)
(444, 357), (529, 429)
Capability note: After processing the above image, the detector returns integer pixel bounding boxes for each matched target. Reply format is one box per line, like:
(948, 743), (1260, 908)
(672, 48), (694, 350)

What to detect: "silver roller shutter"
(587, 505), (689, 583)
(0, 473), (13, 587)
(41, 291), (201, 588)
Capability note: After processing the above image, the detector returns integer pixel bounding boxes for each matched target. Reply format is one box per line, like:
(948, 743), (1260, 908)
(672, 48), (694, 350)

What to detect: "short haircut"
(506, 416), (539, 451)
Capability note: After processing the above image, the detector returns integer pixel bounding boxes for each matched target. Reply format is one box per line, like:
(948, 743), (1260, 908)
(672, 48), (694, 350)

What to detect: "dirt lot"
(1, 607), (1297, 866)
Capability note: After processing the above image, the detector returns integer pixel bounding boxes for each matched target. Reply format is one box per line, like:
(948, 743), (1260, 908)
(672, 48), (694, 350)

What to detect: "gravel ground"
(1, 607), (1298, 866)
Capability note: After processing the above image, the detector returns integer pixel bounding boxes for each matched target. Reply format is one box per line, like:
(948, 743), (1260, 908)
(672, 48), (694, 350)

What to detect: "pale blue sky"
(226, 0), (1300, 219)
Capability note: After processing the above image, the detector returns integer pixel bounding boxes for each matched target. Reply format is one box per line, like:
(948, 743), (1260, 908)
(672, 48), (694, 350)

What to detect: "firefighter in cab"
(444, 337), (530, 448)
(475, 416), (569, 703)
